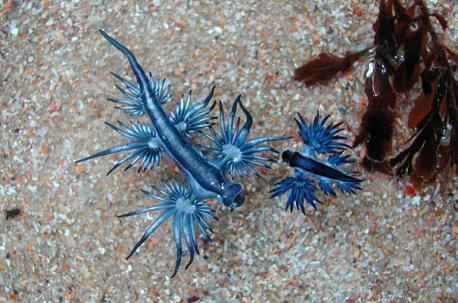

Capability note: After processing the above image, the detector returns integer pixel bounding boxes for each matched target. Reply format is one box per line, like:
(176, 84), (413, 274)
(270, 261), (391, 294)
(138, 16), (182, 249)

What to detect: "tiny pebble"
(74, 164), (85, 175)
(9, 27), (19, 37)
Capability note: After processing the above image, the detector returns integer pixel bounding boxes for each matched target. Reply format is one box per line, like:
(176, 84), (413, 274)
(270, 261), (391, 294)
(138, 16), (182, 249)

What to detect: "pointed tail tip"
(99, 29), (112, 42)
(99, 29), (109, 38)
(126, 251), (135, 260)
(75, 157), (90, 164)
(99, 29), (117, 47)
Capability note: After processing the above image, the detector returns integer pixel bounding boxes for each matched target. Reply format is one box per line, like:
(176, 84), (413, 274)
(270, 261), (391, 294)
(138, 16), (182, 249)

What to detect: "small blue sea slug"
(271, 112), (362, 213)
(76, 30), (289, 276)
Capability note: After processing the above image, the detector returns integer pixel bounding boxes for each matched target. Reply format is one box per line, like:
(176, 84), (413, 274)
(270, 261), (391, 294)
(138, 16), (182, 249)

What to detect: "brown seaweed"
(294, 0), (457, 189)
(294, 50), (367, 86)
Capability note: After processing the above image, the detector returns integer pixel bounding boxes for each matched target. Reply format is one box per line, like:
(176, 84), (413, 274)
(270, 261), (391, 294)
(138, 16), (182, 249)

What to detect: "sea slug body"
(77, 30), (289, 276)
(271, 112), (362, 213)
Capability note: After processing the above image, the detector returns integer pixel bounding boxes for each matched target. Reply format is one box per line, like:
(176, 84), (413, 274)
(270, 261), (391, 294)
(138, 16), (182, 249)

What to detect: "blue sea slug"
(77, 30), (289, 276)
(271, 112), (362, 213)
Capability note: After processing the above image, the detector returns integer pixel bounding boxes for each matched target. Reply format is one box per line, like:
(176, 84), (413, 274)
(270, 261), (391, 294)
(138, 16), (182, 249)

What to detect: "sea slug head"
(220, 182), (245, 208)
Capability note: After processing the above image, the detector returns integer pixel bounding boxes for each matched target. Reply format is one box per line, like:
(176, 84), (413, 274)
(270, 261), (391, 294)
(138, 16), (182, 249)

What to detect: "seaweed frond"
(293, 0), (457, 189)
